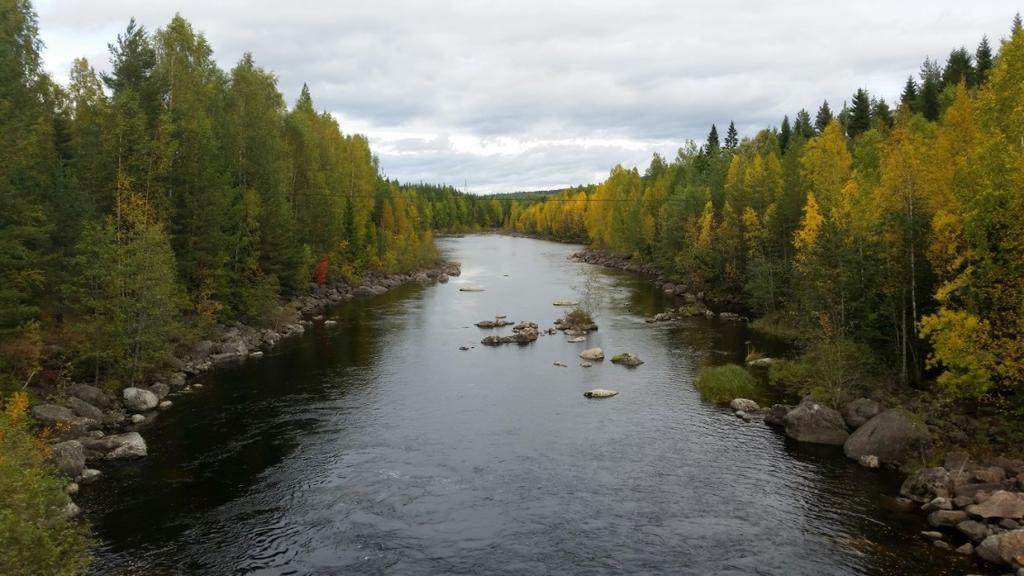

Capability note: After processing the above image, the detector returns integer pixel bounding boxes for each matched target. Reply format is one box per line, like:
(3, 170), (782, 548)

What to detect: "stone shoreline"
(31, 260), (462, 516)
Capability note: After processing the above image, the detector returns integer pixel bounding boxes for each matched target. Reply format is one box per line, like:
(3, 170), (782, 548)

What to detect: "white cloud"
(34, 0), (1015, 193)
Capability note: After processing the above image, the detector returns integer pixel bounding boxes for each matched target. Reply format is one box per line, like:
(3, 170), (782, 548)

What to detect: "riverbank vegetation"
(493, 18), (1024, 430)
(0, 3), (462, 394)
(694, 364), (759, 404)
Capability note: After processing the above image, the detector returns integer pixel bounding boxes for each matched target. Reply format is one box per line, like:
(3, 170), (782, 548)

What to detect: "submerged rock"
(584, 389), (618, 399)
(459, 286), (485, 292)
(579, 361), (593, 368)
(610, 353), (643, 367)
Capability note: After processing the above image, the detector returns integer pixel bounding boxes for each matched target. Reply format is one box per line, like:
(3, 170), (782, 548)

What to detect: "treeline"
(0, 3), (466, 391)
(507, 20), (1024, 410)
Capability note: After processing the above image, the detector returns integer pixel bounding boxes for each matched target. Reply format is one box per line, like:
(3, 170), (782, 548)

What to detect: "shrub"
(0, 392), (91, 575)
(694, 364), (758, 404)
(562, 307), (594, 330)
(768, 336), (879, 408)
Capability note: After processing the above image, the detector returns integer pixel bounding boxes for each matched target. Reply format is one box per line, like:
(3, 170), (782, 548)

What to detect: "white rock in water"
(459, 286), (485, 292)
(249, 350), (264, 359)
(579, 348), (605, 361)
(729, 398), (760, 412)
(130, 414), (145, 424)
(553, 361), (567, 368)
(324, 320), (337, 327)
(79, 469), (101, 484)
(567, 336), (586, 343)
(158, 400), (173, 410)
(859, 455), (881, 469)
(552, 299), (579, 306)
(584, 389), (618, 399)
(579, 361), (593, 368)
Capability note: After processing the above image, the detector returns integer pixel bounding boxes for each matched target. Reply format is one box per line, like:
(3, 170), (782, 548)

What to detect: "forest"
(500, 18), (1024, 421)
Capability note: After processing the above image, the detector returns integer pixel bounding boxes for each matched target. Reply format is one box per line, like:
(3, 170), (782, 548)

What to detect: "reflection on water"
(80, 235), (979, 575)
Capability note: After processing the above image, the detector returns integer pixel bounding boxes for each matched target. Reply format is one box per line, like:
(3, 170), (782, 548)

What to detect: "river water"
(80, 235), (976, 575)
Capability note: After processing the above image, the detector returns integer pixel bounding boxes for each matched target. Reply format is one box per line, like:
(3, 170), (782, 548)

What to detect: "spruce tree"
(724, 121), (739, 149)
(779, 115), (792, 152)
(705, 124), (720, 154)
(872, 98), (893, 129)
(794, 109), (815, 139)
(847, 88), (872, 138)
(942, 47), (975, 87)
(918, 58), (942, 121)
(814, 100), (833, 134)
(1013, 12), (1022, 38)
(900, 76), (919, 113)
(975, 36), (993, 84)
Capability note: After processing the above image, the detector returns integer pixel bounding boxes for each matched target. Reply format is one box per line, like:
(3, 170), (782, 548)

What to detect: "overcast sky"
(35, 1), (1015, 193)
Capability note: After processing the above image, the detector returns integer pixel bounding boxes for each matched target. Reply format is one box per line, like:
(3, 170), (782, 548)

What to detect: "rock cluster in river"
(28, 260), (462, 515)
(481, 321), (540, 345)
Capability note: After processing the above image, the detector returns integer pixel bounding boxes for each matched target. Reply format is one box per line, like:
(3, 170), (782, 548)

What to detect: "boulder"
(66, 396), (106, 422)
(104, 432), (147, 459)
(610, 353), (643, 367)
(957, 520), (992, 543)
(975, 466), (1007, 484)
(69, 383), (111, 408)
(901, 467), (954, 503)
(729, 398), (760, 413)
(922, 497), (953, 512)
(584, 389), (618, 399)
(65, 502), (81, 519)
(842, 408), (930, 466)
(579, 348), (605, 361)
(79, 469), (101, 484)
(30, 404), (97, 435)
(976, 529), (1024, 568)
(956, 482), (1006, 499)
(928, 509), (968, 527)
(954, 542), (973, 555)
(966, 491), (1024, 520)
(122, 387), (159, 412)
(50, 440), (85, 478)
(764, 404), (793, 427)
(149, 382), (170, 400)
(842, 397), (882, 428)
(783, 400), (850, 445)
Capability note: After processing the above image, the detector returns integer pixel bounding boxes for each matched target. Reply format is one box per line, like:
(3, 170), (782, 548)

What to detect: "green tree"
(814, 100), (833, 134)
(847, 88), (873, 137)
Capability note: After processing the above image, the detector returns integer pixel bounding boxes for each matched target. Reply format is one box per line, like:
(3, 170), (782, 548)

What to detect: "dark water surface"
(81, 235), (976, 575)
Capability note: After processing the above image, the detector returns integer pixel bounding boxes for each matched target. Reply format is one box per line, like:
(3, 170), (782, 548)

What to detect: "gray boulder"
(957, 520), (992, 543)
(966, 491), (1024, 520)
(104, 432), (148, 459)
(843, 408), (930, 466)
(928, 509), (967, 527)
(30, 404), (97, 435)
(69, 383), (111, 408)
(149, 382), (170, 400)
(842, 397), (882, 428)
(50, 440), (85, 478)
(901, 467), (954, 503)
(66, 396), (106, 422)
(976, 529), (1024, 568)
(122, 387), (159, 412)
(783, 400), (850, 445)
(610, 352), (643, 367)
(579, 348), (605, 361)
(764, 404), (793, 427)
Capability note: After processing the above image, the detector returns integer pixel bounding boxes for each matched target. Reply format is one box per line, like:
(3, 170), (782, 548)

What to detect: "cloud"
(34, 0), (1013, 192)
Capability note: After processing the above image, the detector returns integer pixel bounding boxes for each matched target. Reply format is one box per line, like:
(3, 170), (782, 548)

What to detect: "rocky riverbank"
(569, 245), (1024, 572)
(29, 260), (462, 516)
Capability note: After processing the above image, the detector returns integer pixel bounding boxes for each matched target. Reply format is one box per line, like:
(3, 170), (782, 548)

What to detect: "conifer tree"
(794, 109), (815, 139)
(779, 115), (792, 152)
(847, 88), (873, 137)
(705, 124), (720, 154)
(814, 100), (833, 134)
(976, 36), (993, 84)
(918, 58), (942, 121)
(724, 121), (739, 149)
(900, 76), (919, 113)
(942, 47), (975, 87)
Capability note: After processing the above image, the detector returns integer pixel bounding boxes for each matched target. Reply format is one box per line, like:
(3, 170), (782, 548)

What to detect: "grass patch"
(694, 364), (758, 405)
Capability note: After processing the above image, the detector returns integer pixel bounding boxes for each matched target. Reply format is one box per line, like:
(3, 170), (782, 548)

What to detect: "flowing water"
(80, 235), (977, 575)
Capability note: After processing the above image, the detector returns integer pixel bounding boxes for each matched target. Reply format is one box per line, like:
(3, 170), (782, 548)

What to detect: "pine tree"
(847, 88), (873, 138)
(976, 36), (993, 85)
(872, 98), (894, 129)
(1013, 12), (1022, 38)
(814, 100), (833, 134)
(724, 121), (739, 149)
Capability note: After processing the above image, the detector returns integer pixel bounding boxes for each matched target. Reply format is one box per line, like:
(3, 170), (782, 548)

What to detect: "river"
(79, 235), (976, 575)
